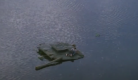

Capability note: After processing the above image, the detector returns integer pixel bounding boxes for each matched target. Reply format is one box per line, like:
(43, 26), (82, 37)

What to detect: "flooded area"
(0, 0), (138, 80)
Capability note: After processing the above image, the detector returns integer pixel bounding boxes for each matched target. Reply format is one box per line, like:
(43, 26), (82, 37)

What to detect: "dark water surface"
(0, 0), (138, 80)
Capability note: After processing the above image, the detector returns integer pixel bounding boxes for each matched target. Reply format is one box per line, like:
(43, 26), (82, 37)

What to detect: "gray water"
(0, 0), (138, 80)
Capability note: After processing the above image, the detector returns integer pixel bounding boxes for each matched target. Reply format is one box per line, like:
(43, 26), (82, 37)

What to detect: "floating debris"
(35, 42), (84, 70)
(38, 56), (44, 61)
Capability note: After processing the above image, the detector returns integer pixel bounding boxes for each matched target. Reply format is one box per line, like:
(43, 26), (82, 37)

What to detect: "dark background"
(0, 0), (138, 80)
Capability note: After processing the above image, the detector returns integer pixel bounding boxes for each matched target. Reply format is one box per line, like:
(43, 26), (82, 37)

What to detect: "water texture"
(0, 0), (138, 80)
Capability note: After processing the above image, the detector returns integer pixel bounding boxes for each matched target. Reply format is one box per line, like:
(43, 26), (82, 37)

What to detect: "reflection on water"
(0, 0), (138, 80)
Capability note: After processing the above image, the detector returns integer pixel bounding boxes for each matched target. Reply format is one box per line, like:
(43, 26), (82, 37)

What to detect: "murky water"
(0, 0), (138, 80)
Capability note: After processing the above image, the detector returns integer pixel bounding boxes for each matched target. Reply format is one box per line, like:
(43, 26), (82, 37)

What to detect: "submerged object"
(95, 34), (100, 37)
(35, 42), (84, 70)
